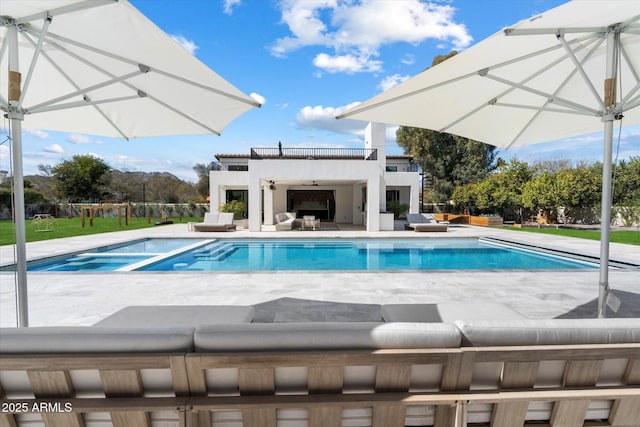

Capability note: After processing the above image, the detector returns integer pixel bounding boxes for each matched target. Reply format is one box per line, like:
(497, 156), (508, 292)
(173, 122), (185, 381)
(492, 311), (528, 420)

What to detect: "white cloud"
(223, 0), (241, 15)
(171, 34), (198, 55)
(44, 144), (64, 154)
(271, 0), (472, 73)
(66, 134), (94, 144)
(250, 92), (266, 105)
(401, 54), (415, 65)
(24, 128), (51, 139)
(313, 52), (382, 74)
(295, 102), (369, 135)
(378, 74), (410, 91)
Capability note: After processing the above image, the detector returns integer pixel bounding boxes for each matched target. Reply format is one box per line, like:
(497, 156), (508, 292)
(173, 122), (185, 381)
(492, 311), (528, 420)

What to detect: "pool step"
(194, 243), (237, 261)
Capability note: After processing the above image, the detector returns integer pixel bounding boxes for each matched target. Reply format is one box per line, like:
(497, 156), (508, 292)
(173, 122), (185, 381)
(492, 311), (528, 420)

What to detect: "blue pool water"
(24, 238), (206, 272)
(140, 238), (596, 272)
(13, 238), (598, 272)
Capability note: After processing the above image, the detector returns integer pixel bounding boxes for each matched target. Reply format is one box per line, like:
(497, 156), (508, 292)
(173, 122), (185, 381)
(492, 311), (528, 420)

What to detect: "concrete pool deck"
(1, 223), (639, 327)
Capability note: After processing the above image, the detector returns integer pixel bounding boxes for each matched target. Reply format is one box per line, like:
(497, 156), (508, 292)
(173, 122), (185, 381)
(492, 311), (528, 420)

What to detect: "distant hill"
(23, 170), (201, 203)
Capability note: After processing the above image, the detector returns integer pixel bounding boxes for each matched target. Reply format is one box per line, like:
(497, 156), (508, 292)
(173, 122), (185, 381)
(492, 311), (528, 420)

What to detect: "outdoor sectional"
(1, 304), (639, 427)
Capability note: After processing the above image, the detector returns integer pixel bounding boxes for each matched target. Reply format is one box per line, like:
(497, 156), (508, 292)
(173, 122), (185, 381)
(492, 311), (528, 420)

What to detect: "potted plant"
(386, 200), (409, 219)
(220, 200), (247, 229)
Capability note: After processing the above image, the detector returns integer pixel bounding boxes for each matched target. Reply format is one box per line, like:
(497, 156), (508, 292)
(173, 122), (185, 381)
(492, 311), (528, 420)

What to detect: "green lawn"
(2, 217), (639, 246)
(0, 216), (202, 246)
(501, 226), (640, 246)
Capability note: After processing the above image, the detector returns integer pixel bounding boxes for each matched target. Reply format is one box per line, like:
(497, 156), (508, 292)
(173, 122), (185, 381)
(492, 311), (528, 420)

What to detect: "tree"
(522, 172), (559, 223)
(51, 154), (111, 202)
(613, 157), (640, 204)
(397, 127), (498, 203)
(193, 162), (212, 200)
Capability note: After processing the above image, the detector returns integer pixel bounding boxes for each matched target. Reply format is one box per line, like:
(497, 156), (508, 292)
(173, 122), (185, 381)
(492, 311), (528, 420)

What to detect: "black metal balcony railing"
(250, 147), (377, 160)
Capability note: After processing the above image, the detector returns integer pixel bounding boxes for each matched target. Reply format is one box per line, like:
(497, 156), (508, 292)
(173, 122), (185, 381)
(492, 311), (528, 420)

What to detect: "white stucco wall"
(209, 171), (248, 212)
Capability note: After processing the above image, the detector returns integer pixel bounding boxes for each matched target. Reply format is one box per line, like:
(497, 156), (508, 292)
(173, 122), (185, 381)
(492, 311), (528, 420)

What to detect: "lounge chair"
(192, 212), (236, 232)
(405, 213), (448, 232)
(301, 215), (320, 230)
(275, 212), (296, 230)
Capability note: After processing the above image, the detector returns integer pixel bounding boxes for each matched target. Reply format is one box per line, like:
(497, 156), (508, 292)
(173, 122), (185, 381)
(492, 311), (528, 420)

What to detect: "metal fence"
(250, 147), (377, 160)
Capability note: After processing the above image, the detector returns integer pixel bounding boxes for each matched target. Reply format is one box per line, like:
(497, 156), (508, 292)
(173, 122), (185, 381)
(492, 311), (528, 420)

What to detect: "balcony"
(250, 147), (377, 160)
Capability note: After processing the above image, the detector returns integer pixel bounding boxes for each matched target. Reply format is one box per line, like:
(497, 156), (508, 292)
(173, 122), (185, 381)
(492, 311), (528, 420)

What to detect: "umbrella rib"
(20, 29), (130, 140)
(15, 0), (117, 25)
(505, 34), (606, 149)
(439, 36), (600, 134)
(0, 35), (8, 108)
(491, 102), (595, 116)
(28, 69), (148, 113)
(25, 29), (222, 136)
(483, 74), (600, 116)
(30, 94), (143, 114)
(143, 92), (222, 135)
(17, 13), (52, 109)
(42, 31), (261, 108)
(557, 34), (606, 111)
(338, 32), (598, 120)
(618, 44), (640, 107)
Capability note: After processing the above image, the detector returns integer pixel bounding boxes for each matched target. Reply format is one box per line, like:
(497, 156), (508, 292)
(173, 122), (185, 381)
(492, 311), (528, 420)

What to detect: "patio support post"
(8, 24), (29, 327)
(247, 174), (262, 231)
(597, 27), (619, 318)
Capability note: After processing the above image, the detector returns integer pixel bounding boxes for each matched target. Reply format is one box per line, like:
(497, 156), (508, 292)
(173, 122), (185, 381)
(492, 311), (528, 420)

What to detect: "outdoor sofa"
(192, 212), (236, 232)
(406, 213), (449, 232)
(1, 303), (638, 427)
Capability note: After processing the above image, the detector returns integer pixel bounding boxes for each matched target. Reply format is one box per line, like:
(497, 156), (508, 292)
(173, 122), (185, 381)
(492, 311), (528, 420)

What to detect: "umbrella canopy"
(1, 0), (260, 326)
(0, 0), (259, 137)
(339, 0), (640, 317)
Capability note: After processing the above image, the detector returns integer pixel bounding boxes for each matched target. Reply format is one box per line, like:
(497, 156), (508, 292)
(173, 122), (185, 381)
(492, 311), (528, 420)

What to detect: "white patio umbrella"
(338, 0), (640, 318)
(1, 0), (260, 326)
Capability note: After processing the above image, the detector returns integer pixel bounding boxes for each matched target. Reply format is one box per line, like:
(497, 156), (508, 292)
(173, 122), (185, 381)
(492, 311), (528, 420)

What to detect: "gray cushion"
(194, 322), (461, 351)
(93, 305), (254, 328)
(0, 327), (194, 354)
(455, 318), (640, 346)
(382, 303), (526, 322)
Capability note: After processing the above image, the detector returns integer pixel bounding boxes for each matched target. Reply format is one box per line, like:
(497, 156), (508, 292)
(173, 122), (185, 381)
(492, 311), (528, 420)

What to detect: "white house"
(209, 123), (421, 231)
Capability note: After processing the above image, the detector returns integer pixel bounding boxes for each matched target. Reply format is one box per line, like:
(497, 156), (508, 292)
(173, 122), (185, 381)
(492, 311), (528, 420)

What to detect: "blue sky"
(3, 0), (639, 182)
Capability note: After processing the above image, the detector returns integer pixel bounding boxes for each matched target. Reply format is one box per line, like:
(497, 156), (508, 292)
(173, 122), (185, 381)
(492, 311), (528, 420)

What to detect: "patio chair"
(302, 215), (320, 230)
(275, 212), (296, 230)
(192, 212), (237, 232)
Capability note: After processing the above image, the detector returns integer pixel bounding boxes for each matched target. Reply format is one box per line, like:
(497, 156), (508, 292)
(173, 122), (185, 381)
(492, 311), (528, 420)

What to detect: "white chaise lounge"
(406, 213), (448, 232)
(192, 212), (236, 232)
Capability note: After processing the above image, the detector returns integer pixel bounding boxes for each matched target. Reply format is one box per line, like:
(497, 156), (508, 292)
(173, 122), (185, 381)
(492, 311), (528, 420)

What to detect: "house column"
(366, 175), (380, 231)
(208, 175), (222, 213)
(263, 185), (275, 226)
(409, 177), (420, 214)
(248, 174), (262, 231)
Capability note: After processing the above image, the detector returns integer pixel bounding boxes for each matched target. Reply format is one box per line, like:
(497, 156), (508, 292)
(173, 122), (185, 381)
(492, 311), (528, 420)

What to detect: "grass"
(0, 216), (202, 246)
(501, 226), (640, 246)
(2, 217), (639, 247)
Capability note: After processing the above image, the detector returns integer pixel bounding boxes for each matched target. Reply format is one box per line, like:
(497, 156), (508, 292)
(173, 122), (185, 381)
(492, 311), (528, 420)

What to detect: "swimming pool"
(140, 238), (598, 271)
(9, 237), (600, 272)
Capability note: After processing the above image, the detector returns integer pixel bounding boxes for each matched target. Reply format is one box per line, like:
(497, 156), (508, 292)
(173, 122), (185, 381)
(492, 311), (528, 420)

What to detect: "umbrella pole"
(598, 119), (613, 319)
(10, 117), (28, 327)
(7, 24), (28, 327)
(597, 28), (619, 319)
